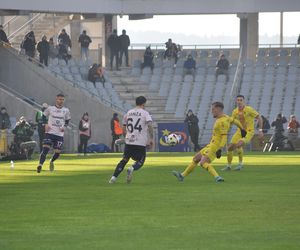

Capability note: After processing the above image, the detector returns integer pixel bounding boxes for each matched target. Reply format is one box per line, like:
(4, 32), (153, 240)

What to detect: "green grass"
(0, 152), (300, 250)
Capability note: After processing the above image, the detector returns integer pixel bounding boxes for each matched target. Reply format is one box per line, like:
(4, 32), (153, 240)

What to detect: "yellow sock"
(237, 147), (244, 163)
(202, 162), (219, 178)
(227, 150), (233, 164)
(182, 160), (198, 177)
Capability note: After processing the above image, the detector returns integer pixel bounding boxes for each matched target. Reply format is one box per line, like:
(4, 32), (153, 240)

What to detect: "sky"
(117, 12), (300, 46)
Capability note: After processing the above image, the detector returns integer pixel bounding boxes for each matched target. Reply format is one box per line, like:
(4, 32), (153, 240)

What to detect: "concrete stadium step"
(107, 68), (182, 121)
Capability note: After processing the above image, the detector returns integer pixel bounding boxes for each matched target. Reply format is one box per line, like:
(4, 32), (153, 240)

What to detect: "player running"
(222, 95), (263, 171)
(109, 96), (154, 184)
(37, 93), (71, 173)
(172, 102), (247, 183)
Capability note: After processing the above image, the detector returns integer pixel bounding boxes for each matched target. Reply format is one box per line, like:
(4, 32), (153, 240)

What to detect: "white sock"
(128, 166), (134, 172)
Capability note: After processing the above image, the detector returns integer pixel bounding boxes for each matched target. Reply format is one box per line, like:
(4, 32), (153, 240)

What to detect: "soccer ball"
(167, 133), (180, 146)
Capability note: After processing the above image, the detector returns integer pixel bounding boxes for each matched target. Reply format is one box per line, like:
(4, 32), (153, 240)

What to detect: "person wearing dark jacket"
(110, 113), (123, 152)
(215, 54), (229, 81)
(0, 25), (9, 43)
(119, 29), (130, 67)
(78, 30), (92, 61)
(58, 39), (71, 64)
(58, 29), (71, 49)
(184, 109), (200, 152)
(36, 103), (48, 152)
(22, 31), (36, 58)
(183, 54), (196, 79)
(88, 64), (105, 87)
(78, 112), (91, 155)
(141, 46), (154, 71)
(164, 38), (178, 66)
(107, 29), (120, 71)
(11, 116), (35, 158)
(37, 35), (50, 66)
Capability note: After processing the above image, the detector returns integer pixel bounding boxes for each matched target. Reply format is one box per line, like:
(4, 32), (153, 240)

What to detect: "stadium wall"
(0, 47), (119, 152)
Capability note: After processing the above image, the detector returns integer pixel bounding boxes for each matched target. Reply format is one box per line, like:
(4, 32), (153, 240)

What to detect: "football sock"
(227, 150), (233, 164)
(201, 162), (219, 178)
(113, 159), (128, 177)
(236, 147), (244, 163)
(182, 160), (197, 177)
(132, 159), (144, 171)
(51, 152), (60, 162)
(39, 147), (50, 165)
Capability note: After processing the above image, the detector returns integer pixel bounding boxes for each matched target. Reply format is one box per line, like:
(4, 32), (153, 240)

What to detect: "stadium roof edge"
(1, 0), (300, 15)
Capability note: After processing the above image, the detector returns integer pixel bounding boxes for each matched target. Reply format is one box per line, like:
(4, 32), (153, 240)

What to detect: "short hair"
(212, 101), (224, 110)
(56, 93), (65, 98)
(136, 96), (147, 106)
(236, 94), (245, 99)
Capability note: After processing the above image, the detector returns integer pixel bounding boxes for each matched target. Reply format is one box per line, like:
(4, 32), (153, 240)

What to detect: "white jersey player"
(109, 96), (154, 184)
(37, 93), (71, 173)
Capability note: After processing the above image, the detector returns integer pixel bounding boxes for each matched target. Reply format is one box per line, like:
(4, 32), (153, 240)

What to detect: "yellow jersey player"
(222, 95), (263, 171)
(172, 102), (246, 183)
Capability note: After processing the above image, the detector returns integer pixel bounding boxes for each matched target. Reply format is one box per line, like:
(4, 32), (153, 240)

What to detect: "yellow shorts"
(200, 144), (217, 162)
(230, 129), (254, 145)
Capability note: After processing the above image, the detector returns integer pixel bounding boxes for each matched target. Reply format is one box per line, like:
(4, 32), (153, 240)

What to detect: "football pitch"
(0, 152), (299, 250)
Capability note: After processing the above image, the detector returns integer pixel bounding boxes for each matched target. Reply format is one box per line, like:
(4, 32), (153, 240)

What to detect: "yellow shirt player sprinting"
(172, 102), (246, 183)
(222, 95), (263, 171)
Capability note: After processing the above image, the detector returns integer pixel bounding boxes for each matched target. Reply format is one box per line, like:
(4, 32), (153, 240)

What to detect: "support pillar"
(280, 12), (283, 47)
(70, 15), (81, 58)
(238, 13), (258, 60)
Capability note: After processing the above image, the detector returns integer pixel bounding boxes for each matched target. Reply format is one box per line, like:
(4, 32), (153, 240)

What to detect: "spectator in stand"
(35, 103), (48, 152)
(58, 29), (71, 50)
(0, 25), (9, 44)
(78, 30), (92, 61)
(184, 109), (200, 152)
(287, 115), (300, 149)
(58, 39), (71, 64)
(119, 29), (130, 67)
(164, 38), (178, 67)
(88, 63), (105, 87)
(22, 31), (36, 58)
(11, 116), (35, 158)
(0, 107), (11, 155)
(78, 112), (91, 156)
(183, 54), (196, 79)
(215, 54), (230, 81)
(110, 113), (123, 152)
(48, 37), (58, 59)
(141, 46), (154, 71)
(257, 115), (271, 134)
(37, 35), (50, 66)
(107, 29), (120, 71)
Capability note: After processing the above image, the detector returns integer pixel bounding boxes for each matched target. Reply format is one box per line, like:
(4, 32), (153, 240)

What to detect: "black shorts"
(123, 144), (146, 162)
(43, 133), (64, 150)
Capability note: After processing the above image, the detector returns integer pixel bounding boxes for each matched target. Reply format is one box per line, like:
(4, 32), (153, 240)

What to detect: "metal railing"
(129, 43), (241, 52)
(227, 45), (244, 113)
(7, 13), (44, 42)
